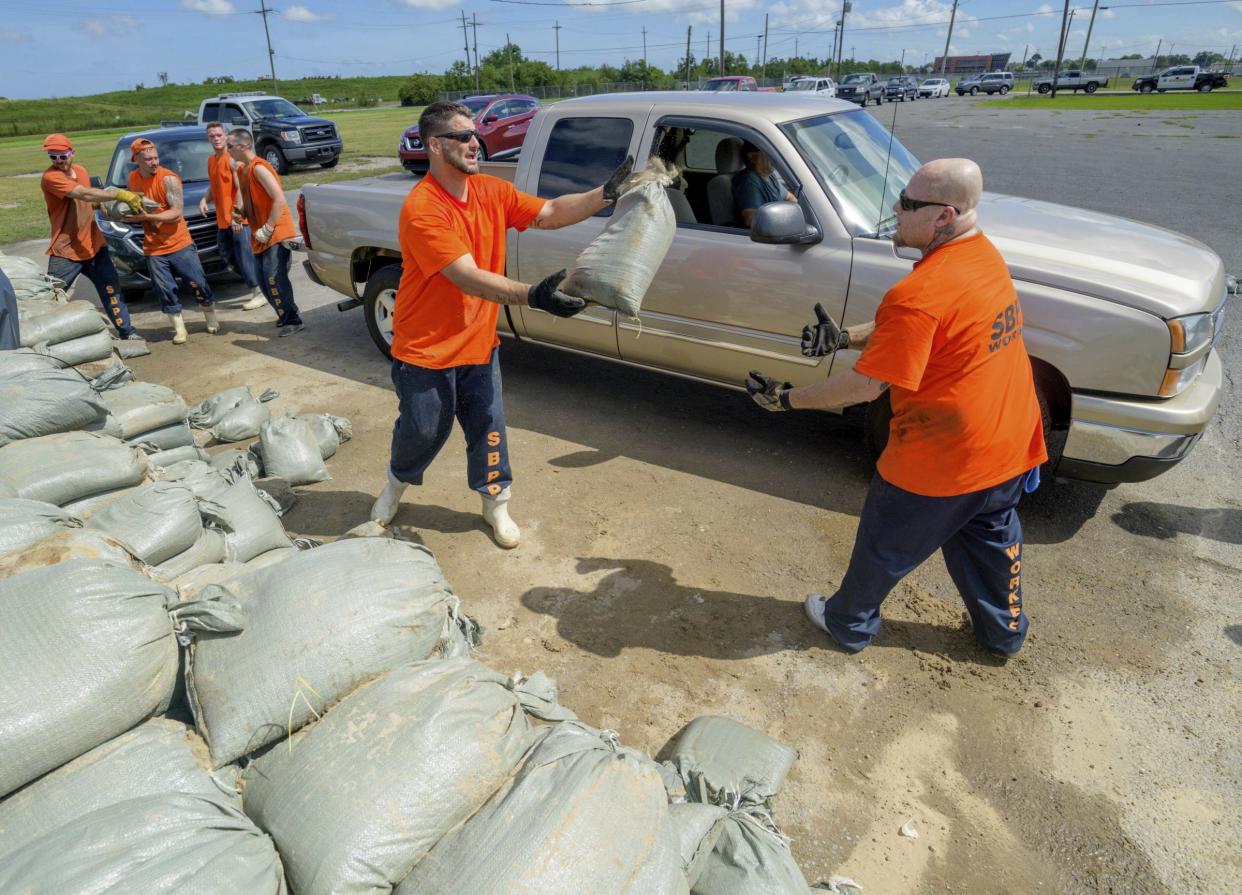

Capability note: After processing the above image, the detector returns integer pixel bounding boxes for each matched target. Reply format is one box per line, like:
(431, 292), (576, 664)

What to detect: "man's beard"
(446, 152), (479, 175)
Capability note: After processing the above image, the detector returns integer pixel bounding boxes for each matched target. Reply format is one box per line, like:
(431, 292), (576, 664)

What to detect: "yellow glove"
(114, 188), (143, 211)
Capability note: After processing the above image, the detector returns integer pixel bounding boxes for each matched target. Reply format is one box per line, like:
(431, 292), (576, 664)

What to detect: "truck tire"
(999, 85), (1010, 95)
(1139, 83), (1155, 94)
(262, 144), (289, 175)
(362, 264), (402, 359)
(320, 157), (339, 168)
(1084, 82), (1098, 94)
(970, 86), (979, 96)
(1037, 84), (1051, 94)
(1197, 82), (1214, 93)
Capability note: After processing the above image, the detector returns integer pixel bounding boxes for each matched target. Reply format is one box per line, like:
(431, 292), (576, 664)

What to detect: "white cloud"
(84, 14), (138, 38)
(1036, 4), (1054, 14)
(283, 4), (333, 22)
(182, 0), (236, 15)
(398, 0), (459, 10)
(85, 19), (105, 36)
(0, 29), (29, 43)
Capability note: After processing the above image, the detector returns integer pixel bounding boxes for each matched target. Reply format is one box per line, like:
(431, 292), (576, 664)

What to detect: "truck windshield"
(703, 80), (738, 91)
(243, 98), (304, 120)
(105, 138), (214, 186)
(787, 80), (821, 91)
(783, 109), (921, 236)
(841, 75), (868, 83)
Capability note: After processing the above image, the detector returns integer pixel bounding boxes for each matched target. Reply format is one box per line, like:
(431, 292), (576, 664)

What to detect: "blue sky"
(1, 0), (1240, 99)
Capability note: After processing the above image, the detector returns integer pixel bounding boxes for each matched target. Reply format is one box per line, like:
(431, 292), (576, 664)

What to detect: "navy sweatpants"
(47, 248), (135, 338)
(816, 470), (1036, 655)
(147, 245), (213, 314)
(388, 348), (511, 497)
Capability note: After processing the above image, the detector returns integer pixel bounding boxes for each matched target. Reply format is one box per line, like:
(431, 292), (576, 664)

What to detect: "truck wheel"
(1139, 83), (1154, 94)
(970, 86), (979, 96)
(1197, 83), (1213, 93)
(1084, 83), (1098, 94)
(362, 265), (402, 359)
(320, 157), (339, 168)
(1037, 84), (1051, 94)
(999, 85), (1010, 95)
(262, 144), (289, 175)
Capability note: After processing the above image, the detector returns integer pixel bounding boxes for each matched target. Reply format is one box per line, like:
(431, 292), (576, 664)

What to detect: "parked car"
(919, 78), (951, 98)
(957, 72), (1013, 95)
(784, 76), (836, 98)
(955, 75), (984, 95)
(90, 125), (232, 297)
(1034, 70), (1109, 94)
(703, 76), (777, 93)
(398, 94), (539, 173)
(884, 76), (920, 102)
(302, 91), (1229, 485)
(197, 92), (341, 174)
(1132, 66), (1229, 93)
(835, 73), (885, 106)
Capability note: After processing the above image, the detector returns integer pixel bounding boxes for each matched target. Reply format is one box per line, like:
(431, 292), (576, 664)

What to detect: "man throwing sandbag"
(370, 100), (632, 547)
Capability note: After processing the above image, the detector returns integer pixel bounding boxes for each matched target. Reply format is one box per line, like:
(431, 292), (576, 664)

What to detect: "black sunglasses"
(432, 129), (482, 144)
(899, 188), (958, 214)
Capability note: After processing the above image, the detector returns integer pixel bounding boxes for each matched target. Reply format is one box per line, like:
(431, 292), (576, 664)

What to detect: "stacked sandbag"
(256, 412), (330, 484)
(0, 498), (81, 556)
(397, 719), (689, 894)
(660, 717), (809, 895)
(184, 537), (479, 767)
(0, 792), (286, 894)
(17, 299), (104, 349)
(242, 658), (576, 895)
(0, 364), (109, 447)
(97, 381), (190, 441)
(0, 346), (64, 377)
(0, 431), (148, 507)
(293, 412), (353, 460)
(85, 481), (205, 566)
(0, 251), (65, 301)
(0, 560), (180, 797)
(188, 385), (278, 430)
(0, 528), (135, 577)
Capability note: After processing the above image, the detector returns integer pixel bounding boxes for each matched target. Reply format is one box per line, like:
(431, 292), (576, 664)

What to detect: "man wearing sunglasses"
(747, 158), (1046, 658)
(372, 100), (633, 548)
(39, 133), (141, 340)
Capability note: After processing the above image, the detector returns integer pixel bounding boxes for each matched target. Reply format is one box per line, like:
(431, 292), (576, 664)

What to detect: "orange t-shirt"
(854, 231), (1047, 497)
(241, 157), (295, 254)
(206, 152), (244, 229)
(127, 166), (192, 256)
(391, 173), (545, 369)
(41, 164), (105, 261)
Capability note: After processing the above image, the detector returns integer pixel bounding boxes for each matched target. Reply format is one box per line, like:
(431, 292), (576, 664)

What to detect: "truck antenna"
(876, 58), (904, 231)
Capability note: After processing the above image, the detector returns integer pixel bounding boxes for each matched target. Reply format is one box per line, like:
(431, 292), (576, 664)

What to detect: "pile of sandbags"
(0, 362), (109, 448)
(18, 299), (114, 367)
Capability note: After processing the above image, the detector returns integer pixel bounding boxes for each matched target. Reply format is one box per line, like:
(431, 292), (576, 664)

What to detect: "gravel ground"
(4, 97), (1239, 894)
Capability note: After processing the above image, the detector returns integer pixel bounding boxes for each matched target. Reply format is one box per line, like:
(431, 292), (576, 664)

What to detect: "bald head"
(909, 158), (982, 214)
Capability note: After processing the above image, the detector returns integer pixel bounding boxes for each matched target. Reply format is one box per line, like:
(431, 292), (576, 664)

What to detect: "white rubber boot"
(370, 469), (408, 525)
(481, 487), (520, 549)
(241, 287), (268, 311)
(168, 312), (188, 345)
(204, 306), (220, 335)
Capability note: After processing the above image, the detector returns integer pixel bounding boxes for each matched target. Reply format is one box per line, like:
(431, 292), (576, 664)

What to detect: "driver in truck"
(370, 99), (633, 548)
(747, 158), (1047, 658)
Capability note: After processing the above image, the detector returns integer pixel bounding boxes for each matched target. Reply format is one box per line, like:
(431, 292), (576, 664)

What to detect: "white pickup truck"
(1034, 70), (1110, 94)
(299, 92), (1230, 485)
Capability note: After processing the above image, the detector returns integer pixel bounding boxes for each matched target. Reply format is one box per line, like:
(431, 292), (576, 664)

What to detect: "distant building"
(931, 53), (1012, 74)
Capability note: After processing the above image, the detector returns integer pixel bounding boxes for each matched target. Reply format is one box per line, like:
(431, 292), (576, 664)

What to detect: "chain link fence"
(439, 77), (788, 102)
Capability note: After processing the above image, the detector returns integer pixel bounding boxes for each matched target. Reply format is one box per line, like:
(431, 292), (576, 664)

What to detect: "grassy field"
(983, 91), (1242, 110)
(0, 106), (424, 247)
(0, 76), (410, 138)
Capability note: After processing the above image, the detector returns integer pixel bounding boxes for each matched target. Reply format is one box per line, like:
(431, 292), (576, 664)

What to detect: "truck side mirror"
(483, 114), (499, 124)
(90, 176), (102, 189)
(750, 202), (821, 246)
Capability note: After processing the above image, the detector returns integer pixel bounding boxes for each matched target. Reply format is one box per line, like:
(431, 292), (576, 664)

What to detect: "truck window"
(537, 117), (633, 199)
(224, 104), (245, 126)
(201, 102), (221, 122)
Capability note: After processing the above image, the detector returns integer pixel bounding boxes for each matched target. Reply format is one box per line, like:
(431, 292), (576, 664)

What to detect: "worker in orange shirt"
(199, 121), (266, 310)
(369, 100), (633, 547)
(120, 138), (218, 345)
(39, 133), (140, 339)
(225, 128), (304, 337)
(747, 158), (1046, 657)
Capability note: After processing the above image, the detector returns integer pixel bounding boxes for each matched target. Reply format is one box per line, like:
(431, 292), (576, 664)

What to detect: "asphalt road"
(4, 97), (1239, 894)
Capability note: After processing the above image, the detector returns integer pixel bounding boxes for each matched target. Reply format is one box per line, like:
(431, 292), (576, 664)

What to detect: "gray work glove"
(746, 370), (792, 411)
(602, 155), (635, 204)
(527, 269), (586, 318)
(801, 303), (850, 358)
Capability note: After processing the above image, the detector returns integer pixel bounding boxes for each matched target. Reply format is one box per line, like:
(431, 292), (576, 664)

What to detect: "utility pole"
(1020, 43), (1029, 72)
(705, 31), (709, 63)
(553, 20), (561, 73)
(642, 27), (648, 89)
(719, 0), (725, 76)
(1080, 0), (1102, 70)
(1051, 0), (1071, 97)
(755, 34), (761, 68)
(258, 0), (277, 86)
(794, 36), (798, 61)
(459, 11), (470, 74)
(938, 0), (958, 76)
(685, 25), (692, 86)
(472, 13), (481, 94)
(506, 32), (515, 92)
(762, 13), (769, 76)
(836, 3), (851, 79)
(1151, 38), (1162, 74)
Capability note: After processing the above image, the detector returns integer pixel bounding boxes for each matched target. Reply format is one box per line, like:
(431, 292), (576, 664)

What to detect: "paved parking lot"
(6, 97), (1239, 894)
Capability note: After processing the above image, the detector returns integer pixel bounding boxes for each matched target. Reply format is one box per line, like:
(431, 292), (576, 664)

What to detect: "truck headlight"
(280, 130), (302, 144)
(1167, 313), (1213, 354)
(1160, 312), (1217, 396)
(98, 217), (132, 237)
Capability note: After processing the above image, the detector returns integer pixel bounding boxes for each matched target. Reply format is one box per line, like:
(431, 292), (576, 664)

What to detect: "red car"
(399, 94), (541, 172)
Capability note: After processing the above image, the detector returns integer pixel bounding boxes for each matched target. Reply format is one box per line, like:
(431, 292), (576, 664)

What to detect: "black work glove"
(745, 370), (793, 412)
(800, 303), (851, 358)
(527, 269), (586, 318)
(602, 155), (635, 204)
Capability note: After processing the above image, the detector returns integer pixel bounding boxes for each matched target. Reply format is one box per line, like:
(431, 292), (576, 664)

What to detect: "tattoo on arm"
(164, 176), (183, 213)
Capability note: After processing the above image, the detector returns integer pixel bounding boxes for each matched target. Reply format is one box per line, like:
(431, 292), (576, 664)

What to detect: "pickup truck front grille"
(301, 124), (336, 142)
(188, 217), (219, 253)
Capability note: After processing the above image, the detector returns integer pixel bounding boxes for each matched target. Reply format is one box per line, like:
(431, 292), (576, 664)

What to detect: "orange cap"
(42, 133), (73, 152)
(130, 138), (156, 159)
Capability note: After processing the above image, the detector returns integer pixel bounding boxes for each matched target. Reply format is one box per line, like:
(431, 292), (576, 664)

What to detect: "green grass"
(0, 76), (411, 138)
(982, 92), (1242, 111)
(0, 106), (425, 246)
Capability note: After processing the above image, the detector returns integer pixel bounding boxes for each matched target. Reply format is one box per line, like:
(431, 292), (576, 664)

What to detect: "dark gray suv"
(884, 76), (919, 101)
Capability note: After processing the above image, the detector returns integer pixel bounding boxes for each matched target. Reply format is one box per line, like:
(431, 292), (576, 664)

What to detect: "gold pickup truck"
(301, 92), (1231, 485)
